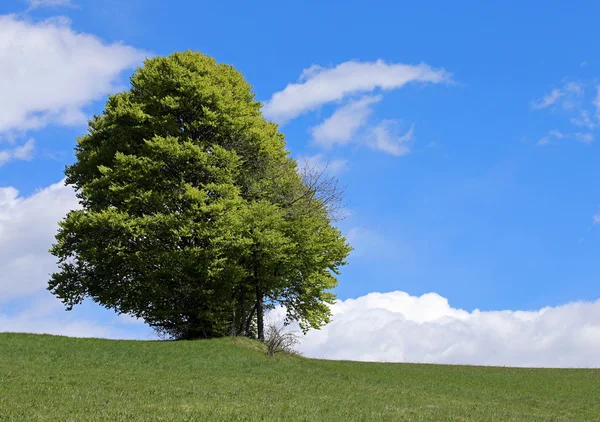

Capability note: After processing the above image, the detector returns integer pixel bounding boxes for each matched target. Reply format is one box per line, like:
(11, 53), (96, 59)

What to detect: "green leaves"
(50, 51), (351, 340)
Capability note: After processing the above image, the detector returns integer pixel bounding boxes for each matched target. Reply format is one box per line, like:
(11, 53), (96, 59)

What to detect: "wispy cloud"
(537, 129), (564, 146)
(575, 132), (595, 144)
(367, 121), (414, 156)
(531, 88), (563, 109)
(26, 0), (74, 9)
(537, 129), (594, 146)
(0, 139), (35, 166)
(345, 226), (403, 260)
(564, 82), (584, 96)
(593, 214), (600, 224)
(263, 60), (451, 124)
(531, 82), (584, 110)
(532, 80), (600, 146)
(311, 95), (381, 148)
(570, 110), (596, 129)
(264, 59), (449, 158)
(296, 153), (348, 176)
(593, 85), (600, 121)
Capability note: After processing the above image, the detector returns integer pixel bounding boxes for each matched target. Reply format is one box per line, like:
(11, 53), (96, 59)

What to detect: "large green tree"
(49, 51), (351, 340)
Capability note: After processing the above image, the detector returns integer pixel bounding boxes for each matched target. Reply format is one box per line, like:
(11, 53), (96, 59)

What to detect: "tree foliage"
(49, 51), (351, 340)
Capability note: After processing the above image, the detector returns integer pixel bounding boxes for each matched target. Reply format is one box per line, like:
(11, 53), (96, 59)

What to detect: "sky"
(1, 0), (600, 367)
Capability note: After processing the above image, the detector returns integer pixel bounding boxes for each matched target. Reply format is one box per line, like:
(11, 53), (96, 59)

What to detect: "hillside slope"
(0, 333), (598, 421)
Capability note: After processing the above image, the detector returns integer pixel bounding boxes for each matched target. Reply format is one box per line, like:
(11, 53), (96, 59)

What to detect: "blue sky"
(2, 0), (600, 366)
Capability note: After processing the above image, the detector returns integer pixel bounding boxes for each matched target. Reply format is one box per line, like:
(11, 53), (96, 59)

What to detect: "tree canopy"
(49, 51), (351, 340)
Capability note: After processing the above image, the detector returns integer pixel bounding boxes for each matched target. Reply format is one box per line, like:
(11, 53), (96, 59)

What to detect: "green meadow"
(1, 333), (598, 421)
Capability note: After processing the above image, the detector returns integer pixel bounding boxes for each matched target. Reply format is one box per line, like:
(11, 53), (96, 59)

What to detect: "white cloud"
(537, 129), (564, 146)
(367, 120), (414, 156)
(593, 214), (600, 224)
(547, 129), (564, 139)
(594, 85), (600, 121)
(532, 81), (600, 145)
(296, 153), (348, 176)
(574, 132), (594, 144)
(531, 88), (563, 109)
(1, 295), (107, 338)
(0, 294), (153, 339)
(531, 81), (584, 111)
(564, 82), (584, 96)
(0, 15), (146, 135)
(0, 139), (35, 166)
(263, 60), (450, 124)
(311, 96), (381, 148)
(26, 0), (74, 9)
(12, 139), (35, 160)
(345, 226), (401, 260)
(117, 313), (146, 325)
(4, 179), (600, 367)
(271, 291), (600, 368)
(0, 180), (156, 339)
(571, 110), (596, 129)
(0, 180), (79, 302)
(535, 128), (594, 147)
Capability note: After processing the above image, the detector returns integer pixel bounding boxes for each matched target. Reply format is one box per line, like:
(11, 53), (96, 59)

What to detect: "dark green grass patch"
(0, 333), (598, 421)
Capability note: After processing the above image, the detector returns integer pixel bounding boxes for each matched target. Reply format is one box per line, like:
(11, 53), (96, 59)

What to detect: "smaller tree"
(230, 159), (351, 341)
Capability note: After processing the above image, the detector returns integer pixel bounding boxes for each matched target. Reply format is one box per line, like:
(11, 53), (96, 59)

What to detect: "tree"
(49, 51), (351, 340)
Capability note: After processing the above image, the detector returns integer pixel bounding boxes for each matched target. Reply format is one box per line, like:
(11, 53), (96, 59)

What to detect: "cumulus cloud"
(4, 179), (600, 367)
(311, 96), (381, 148)
(270, 291), (600, 368)
(0, 139), (35, 166)
(0, 14), (146, 135)
(263, 60), (450, 124)
(366, 120), (414, 156)
(0, 180), (79, 302)
(0, 180), (155, 339)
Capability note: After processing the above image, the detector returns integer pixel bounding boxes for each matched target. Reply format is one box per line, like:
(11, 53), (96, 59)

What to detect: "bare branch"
(296, 159), (348, 222)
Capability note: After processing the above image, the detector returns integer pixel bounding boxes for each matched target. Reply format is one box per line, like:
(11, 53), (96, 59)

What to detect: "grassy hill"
(0, 333), (598, 421)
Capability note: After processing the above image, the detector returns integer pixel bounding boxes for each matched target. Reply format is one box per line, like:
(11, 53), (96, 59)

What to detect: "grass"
(0, 333), (598, 421)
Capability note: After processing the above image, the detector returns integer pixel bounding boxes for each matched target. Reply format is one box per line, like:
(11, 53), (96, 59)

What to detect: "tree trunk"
(244, 304), (256, 336)
(256, 283), (264, 342)
(236, 285), (247, 336)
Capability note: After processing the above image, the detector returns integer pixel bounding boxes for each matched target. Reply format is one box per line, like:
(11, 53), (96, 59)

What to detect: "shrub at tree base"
(265, 321), (301, 356)
(48, 51), (352, 341)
